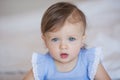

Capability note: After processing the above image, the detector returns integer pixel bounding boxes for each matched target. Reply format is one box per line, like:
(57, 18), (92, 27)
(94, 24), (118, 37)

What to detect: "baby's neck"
(54, 57), (78, 72)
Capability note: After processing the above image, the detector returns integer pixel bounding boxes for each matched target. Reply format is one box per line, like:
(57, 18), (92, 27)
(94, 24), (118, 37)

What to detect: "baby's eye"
(51, 38), (59, 42)
(69, 37), (76, 41)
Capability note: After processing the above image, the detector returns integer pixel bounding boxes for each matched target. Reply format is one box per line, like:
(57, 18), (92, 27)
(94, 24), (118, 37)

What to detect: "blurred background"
(0, 0), (120, 80)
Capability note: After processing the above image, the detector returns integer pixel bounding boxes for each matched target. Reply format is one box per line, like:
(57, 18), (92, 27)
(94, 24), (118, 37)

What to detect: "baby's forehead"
(45, 21), (84, 37)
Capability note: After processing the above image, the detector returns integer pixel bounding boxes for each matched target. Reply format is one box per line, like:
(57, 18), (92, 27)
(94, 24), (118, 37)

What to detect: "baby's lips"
(60, 53), (68, 59)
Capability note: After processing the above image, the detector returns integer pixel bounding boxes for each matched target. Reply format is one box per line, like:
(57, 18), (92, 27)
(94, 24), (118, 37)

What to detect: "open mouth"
(60, 53), (68, 59)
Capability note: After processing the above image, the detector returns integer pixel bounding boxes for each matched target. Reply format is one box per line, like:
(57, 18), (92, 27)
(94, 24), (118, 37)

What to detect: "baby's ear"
(41, 35), (45, 41)
(81, 35), (86, 48)
(82, 35), (86, 42)
(41, 35), (48, 48)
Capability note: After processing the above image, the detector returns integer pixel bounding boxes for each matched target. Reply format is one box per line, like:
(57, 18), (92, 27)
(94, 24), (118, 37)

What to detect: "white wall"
(0, 0), (120, 79)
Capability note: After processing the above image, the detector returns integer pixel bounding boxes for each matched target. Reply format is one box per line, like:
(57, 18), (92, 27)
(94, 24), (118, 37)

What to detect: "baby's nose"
(59, 41), (68, 49)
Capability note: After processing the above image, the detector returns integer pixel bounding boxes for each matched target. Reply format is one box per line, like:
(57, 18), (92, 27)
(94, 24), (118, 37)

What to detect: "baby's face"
(42, 21), (85, 64)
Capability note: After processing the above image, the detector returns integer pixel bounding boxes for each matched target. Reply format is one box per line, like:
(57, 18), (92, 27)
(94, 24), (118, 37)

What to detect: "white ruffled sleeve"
(87, 47), (102, 80)
(32, 52), (47, 80)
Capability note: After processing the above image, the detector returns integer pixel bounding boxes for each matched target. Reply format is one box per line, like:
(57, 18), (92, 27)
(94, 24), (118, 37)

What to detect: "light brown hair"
(41, 2), (86, 35)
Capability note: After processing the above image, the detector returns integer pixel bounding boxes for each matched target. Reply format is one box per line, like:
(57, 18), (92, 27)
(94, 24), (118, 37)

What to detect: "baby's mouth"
(60, 53), (68, 59)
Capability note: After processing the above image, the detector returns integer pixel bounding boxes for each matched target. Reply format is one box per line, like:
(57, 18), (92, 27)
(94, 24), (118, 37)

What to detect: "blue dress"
(32, 47), (101, 80)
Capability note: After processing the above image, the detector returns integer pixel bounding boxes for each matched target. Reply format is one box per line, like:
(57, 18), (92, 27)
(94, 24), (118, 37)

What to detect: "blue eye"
(51, 38), (59, 42)
(69, 37), (76, 41)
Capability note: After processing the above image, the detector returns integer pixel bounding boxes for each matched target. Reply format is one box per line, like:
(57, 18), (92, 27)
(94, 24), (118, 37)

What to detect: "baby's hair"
(41, 2), (86, 35)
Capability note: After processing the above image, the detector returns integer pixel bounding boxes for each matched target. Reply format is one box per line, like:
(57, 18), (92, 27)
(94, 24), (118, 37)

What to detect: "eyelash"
(51, 37), (76, 42)
(51, 38), (59, 42)
(69, 37), (76, 41)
